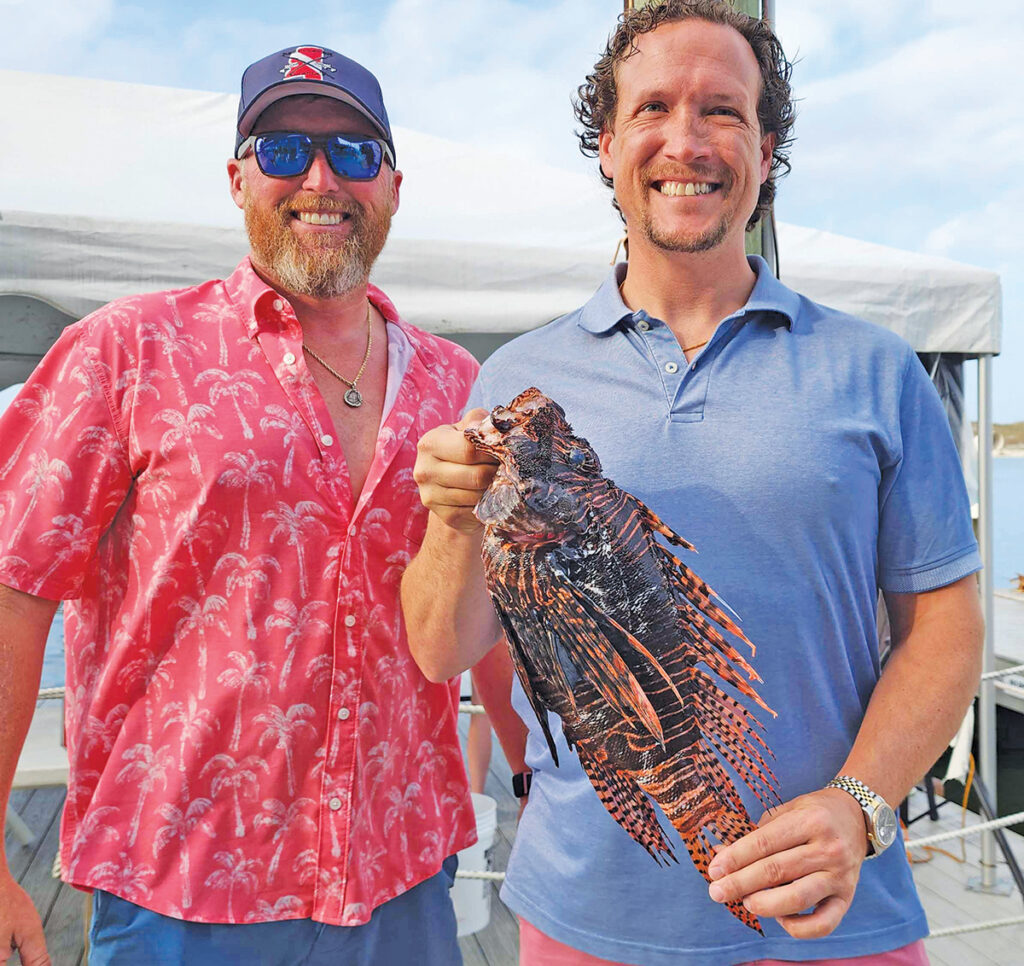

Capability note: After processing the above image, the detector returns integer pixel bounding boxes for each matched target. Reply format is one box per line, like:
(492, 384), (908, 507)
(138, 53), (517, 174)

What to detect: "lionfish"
(467, 388), (779, 932)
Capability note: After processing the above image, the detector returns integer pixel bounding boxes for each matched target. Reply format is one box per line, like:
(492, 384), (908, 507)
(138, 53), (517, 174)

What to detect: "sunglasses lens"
(326, 136), (383, 180)
(254, 134), (312, 177)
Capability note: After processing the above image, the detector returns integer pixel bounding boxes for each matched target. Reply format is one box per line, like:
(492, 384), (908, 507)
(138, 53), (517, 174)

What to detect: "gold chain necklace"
(303, 303), (372, 408)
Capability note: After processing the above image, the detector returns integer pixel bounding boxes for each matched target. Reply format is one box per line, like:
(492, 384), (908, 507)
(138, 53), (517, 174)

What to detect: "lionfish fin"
(548, 586), (665, 746)
(493, 602), (561, 767)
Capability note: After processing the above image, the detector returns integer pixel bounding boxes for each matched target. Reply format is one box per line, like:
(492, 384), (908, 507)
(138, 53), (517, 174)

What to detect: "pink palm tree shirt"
(0, 258), (480, 926)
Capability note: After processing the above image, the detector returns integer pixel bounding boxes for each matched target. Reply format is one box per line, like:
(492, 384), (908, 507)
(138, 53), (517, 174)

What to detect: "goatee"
(244, 190), (392, 298)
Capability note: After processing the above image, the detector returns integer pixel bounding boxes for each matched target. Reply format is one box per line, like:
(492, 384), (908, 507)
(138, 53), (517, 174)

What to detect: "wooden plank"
(42, 879), (88, 966)
(10, 788), (65, 966)
(457, 934), (491, 966)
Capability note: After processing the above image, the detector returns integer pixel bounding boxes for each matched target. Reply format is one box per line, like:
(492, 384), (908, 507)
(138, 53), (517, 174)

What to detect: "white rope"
(37, 687), (65, 701)
(928, 915), (1024, 938)
(982, 663), (1024, 681)
(455, 869), (506, 881)
(459, 702), (487, 715)
(907, 810), (1024, 848)
(994, 680), (1024, 701)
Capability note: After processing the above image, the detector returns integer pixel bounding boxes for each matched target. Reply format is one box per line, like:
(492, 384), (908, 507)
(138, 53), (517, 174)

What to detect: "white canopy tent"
(0, 68), (1001, 352)
(0, 69), (1004, 868)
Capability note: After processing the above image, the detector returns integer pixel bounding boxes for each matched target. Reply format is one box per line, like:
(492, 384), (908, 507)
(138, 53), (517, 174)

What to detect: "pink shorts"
(518, 918), (930, 965)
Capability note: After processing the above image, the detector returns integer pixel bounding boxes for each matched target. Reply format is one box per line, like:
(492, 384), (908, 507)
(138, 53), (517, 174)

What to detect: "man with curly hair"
(403, 2), (983, 963)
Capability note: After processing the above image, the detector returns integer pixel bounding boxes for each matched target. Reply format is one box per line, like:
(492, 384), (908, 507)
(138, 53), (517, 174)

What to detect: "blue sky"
(3, 0), (1020, 419)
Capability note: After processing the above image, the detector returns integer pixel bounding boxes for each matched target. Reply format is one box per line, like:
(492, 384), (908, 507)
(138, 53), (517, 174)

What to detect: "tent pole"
(977, 355), (997, 888)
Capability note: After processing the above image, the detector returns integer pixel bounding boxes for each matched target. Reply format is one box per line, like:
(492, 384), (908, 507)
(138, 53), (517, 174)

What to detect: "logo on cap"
(280, 47), (335, 81)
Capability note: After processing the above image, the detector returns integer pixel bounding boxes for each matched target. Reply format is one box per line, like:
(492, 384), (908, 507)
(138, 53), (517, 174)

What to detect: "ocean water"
(37, 459), (1024, 690)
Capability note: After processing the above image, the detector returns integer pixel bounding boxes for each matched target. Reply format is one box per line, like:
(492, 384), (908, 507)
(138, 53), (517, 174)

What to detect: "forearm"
(472, 641), (528, 773)
(838, 577), (984, 806)
(402, 514), (501, 682)
(0, 583), (59, 868)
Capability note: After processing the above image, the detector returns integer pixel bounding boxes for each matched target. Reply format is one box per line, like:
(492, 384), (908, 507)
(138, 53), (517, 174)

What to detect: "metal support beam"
(977, 355), (998, 888)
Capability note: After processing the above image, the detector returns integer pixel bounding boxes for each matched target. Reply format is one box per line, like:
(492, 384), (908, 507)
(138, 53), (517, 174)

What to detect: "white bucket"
(452, 792), (497, 936)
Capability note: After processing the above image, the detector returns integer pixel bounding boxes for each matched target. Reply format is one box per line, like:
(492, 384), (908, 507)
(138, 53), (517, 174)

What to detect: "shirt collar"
(578, 254), (800, 335)
(223, 256), (409, 339)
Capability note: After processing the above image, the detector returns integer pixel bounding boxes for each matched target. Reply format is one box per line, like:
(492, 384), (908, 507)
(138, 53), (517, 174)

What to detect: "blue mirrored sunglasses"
(236, 131), (395, 181)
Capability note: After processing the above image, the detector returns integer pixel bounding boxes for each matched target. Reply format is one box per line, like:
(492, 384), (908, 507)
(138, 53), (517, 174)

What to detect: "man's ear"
(759, 132), (775, 184)
(598, 127), (614, 182)
(390, 169), (403, 216)
(227, 157), (246, 211)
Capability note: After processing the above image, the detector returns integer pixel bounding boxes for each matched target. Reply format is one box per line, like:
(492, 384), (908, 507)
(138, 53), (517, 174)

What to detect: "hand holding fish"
(413, 409), (499, 533)
(706, 786), (867, 938)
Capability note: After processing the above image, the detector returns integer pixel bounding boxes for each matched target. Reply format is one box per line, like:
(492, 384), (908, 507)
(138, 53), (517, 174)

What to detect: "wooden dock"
(9, 724), (1024, 965)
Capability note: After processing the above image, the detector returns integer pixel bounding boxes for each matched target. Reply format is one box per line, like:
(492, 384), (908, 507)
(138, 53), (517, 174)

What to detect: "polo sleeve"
(876, 349), (981, 593)
(0, 318), (134, 600)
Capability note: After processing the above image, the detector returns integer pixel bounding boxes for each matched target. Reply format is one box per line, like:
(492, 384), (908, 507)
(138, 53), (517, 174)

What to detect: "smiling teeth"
(298, 211), (344, 225)
(658, 182), (715, 196)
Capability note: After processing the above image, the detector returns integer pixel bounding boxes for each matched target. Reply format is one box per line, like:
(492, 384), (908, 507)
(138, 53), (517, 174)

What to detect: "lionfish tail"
(578, 751), (677, 864)
(679, 829), (764, 934)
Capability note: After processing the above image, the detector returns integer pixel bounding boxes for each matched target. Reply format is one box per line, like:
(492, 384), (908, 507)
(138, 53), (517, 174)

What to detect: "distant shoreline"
(997, 447), (1024, 459)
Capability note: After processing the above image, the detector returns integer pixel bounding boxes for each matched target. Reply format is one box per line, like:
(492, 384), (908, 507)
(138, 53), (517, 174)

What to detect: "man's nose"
(301, 149), (342, 193)
(662, 113), (712, 163)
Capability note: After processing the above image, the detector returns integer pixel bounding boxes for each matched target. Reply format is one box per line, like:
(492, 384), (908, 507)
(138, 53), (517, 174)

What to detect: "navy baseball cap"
(235, 45), (395, 163)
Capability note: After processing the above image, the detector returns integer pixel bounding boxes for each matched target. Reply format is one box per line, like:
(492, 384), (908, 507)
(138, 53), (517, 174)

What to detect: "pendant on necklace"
(344, 388), (363, 408)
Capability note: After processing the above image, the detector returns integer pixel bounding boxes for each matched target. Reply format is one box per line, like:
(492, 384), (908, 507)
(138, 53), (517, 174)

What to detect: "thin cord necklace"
(303, 302), (372, 408)
(619, 283), (709, 355)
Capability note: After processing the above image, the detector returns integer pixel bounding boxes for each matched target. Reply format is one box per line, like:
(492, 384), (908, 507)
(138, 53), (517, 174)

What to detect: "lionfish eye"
(491, 410), (516, 432)
(567, 447), (586, 467)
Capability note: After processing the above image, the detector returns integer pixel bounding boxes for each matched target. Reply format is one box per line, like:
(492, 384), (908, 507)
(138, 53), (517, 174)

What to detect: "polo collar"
(578, 254), (800, 335)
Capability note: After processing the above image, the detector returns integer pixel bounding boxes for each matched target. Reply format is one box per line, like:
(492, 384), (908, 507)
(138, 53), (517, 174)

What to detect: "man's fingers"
(707, 845), (823, 905)
(777, 894), (850, 939)
(707, 813), (809, 880)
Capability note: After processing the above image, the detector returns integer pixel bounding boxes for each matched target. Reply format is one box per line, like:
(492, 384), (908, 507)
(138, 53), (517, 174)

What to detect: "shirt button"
(321, 434), (334, 446)
(328, 797), (342, 811)
(637, 320), (650, 332)
(344, 615), (356, 628)
(665, 362), (679, 374)
(338, 707), (351, 720)
(283, 352), (296, 365)
(272, 299), (285, 312)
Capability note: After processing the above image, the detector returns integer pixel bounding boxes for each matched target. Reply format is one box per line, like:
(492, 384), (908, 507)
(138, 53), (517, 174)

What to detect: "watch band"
(512, 771), (532, 798)
(825, 775), (897, 858)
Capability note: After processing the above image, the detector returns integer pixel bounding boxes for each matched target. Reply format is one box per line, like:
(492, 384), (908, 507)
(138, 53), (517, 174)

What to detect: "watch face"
(873, 803), (899, 850)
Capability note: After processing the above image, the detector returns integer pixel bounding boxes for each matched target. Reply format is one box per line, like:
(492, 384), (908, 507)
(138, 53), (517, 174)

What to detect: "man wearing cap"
(0, 45), (476, 964)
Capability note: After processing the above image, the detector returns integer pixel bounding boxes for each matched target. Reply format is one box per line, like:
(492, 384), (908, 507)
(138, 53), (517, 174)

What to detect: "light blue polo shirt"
(467, 256), (981, 966)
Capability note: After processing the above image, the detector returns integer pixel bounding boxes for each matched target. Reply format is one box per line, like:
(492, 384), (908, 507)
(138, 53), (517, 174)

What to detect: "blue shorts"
(88, 856), (461, 965)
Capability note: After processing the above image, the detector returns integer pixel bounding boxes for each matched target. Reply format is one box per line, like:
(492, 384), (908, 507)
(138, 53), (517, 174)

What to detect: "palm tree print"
(197, 368), (266, 440)
(217, 450), (276, 550)
(217, 650), (274, 750)
(153, 797), (215, 910)
(265, 599), (330, 689)
(215, 554), (281, 642)
(9, 452), (71, 546)
(204, 849), (262, 921)
(116, 743), (176, 846)
(201, 754), (270, 838)
(259, 405), (308, 487)
(253, 798), (316, 884)
(264, 501), (329, 597)
(254, 704), (317, 796)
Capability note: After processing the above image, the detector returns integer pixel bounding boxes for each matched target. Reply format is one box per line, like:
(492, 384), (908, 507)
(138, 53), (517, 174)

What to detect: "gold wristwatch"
(825, 775), (898, 858)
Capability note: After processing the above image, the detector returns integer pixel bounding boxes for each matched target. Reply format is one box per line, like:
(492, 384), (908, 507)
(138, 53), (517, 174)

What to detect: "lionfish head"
(466, 387), (602, 484)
